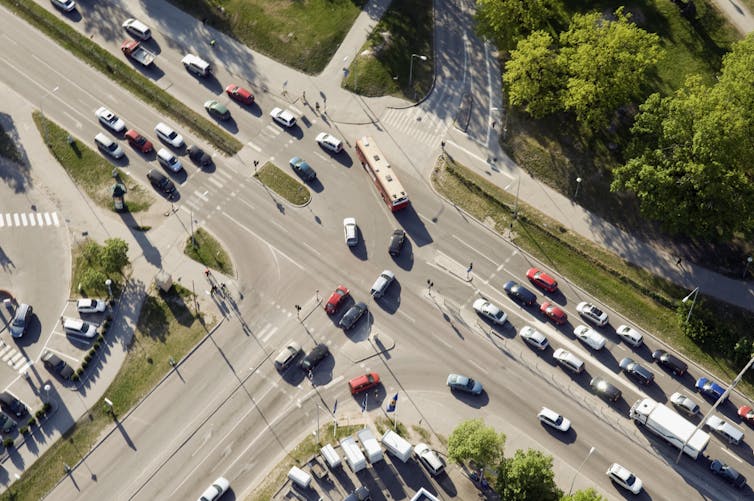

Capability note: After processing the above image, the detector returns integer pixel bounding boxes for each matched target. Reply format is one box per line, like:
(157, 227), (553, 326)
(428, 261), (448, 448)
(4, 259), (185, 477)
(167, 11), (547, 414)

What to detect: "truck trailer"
(630, 398), (710, 459)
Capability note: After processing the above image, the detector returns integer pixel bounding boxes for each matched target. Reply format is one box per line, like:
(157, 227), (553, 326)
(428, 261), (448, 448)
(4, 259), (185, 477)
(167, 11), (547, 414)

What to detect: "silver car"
(447, 373), (483, 395)
(10, 303), (33, 338)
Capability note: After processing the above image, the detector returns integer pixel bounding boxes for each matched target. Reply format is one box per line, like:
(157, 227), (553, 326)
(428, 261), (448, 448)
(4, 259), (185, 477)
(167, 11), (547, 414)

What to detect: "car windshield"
(465, 379), (476, 389)
(625, 474), (636, 485)
(12, 317), (24, 326)
(590, 306), (604, 316)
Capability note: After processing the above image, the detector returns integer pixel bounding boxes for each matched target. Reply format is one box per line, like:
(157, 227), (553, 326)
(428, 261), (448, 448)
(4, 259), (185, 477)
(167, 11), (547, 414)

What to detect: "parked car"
(696, 377), (727, 402)
(606, 463), (643, 494)
(188, 145), (212, 166)
(94, 133), (125, 159)
(519, 325), (548, 351)
(574, 325), (606, 350)
(670, 392), (700, 417)
(590, 377), (621, 402)
(0, 413), (16, 434)
(51, 0), (76, 12)
(652, 349), (688, 376)
(739, 405), (754, 426)
(325, 285), (349, 315)
(289, 156), (316, 181)
(540, 302), (567, 325)
(225, 84), (254, 105)
(270, 107), (296, 128)
(414, 443), (445, 476)
(197, 476), (229, 501)
(447, 374), (483, 395)
(537, 407), (571, 432)
(576, 302), (608, 326)
(339, 302), (367, 330)
(274, 341), (302, 371)
(42, 350), (74, 380)
(619, 357), (654, 385)
(76, 298), (107, 314)
(63, 317), (98, 340)
(96, 107), (126, 134)
(10, 303), (33, 338)
(154, 122), (184, 149)
(122, 18), (151, 40)
(300, 344), (329, 372)
(125, 129), (153, 153)
(316, 132), (343, 153)
(343, 218), (358, 246)
(147, 169), (177, 198)
(348, 373), (380, 394)
(473, 298), (507, 325)
(388, 229), (405, 256)
(503, 281), (536, 306)
(526, 267), (558, 292)
(0, 392), (27, 418)
(710, 459), (746, 488)
(616, 324), (643, 347)
(204, 100), (230, 121)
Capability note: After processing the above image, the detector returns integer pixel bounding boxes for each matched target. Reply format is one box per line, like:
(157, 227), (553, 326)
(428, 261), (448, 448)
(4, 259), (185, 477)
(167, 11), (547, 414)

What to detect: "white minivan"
(63, 318), (98, 340)
(94, 133), (124, 159)
(154, 122), (184, 149)
(182, 54), (211, 77)
(122, 18), (151, 40)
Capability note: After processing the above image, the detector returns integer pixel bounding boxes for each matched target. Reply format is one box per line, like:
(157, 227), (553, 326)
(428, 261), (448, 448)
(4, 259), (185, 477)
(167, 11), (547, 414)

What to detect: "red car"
(348, 373), (380, 394)
(541, 302), (567, 325)
(526, 267), (558, 293)
(738, 405), (754, 425)
(225, 84), (254, 105)
(124, 129), (153, 153)
(325, 285), (350, 315)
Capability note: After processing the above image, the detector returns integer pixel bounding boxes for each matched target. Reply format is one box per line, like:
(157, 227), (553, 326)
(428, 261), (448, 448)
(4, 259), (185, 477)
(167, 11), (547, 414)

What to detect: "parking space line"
(246, 141), (262, 152)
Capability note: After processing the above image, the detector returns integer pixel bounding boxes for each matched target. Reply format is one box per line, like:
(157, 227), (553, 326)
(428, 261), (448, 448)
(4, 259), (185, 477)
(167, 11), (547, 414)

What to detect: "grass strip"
(33, 112), (153, 213)
(255, 161), (311, 206)
(184, 227), (234, 276)
(2, 285), (213, 501)
(432, 156), (754, 395)
(2, 0), (242, 156)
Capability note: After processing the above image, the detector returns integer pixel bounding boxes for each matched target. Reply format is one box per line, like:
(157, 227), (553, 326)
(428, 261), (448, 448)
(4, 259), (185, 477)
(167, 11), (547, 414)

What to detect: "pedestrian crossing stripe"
(0, 212), (60, 228)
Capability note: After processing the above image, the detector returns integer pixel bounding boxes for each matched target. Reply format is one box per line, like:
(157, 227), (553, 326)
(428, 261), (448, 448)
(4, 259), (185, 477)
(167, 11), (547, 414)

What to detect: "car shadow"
(142, 38), (161, 55)
(392, 241), (414, 271)
(353, 385), (385, 411)
(543, 290), (568, 306)
(349, 236), (368, 261)
(129, 62), (165, 81)
(307, 177), (324, 194)
(213, 117), (239, 135)
(277, 124), (304, 139)
(330, 151), (354, 168)
(242, 102), (263, 118)
(394, 205), (433, 248)
(131, 148), (157, 162)
(344, 312), (372, 343)
(541, 423), (578, 444)
(190, 73), (223, 94)
(280, 363), (307, 386)
(308, 353), (335, 386)
(374, 282), (400, 314)
(449, 389), (489, 408)
(165, 168), (188, 184)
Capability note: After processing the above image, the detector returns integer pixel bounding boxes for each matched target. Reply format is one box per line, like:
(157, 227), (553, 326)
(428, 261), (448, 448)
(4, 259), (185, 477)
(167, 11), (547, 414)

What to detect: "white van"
(706, 415), (744, 445)
(157, 148), (182, 172)
(122, 18), (151, 41)
(94, 133), (124, 159)
(370, 270), (395, 298)
(154, 122), (184, 149)
(182, 54), (211, 77)
(287, 466), (311, 489)
(414, 443), (444, 476)
(553, 348), (584, 373)
(381, 430), (412, 462)
(340, 436), (367, 472)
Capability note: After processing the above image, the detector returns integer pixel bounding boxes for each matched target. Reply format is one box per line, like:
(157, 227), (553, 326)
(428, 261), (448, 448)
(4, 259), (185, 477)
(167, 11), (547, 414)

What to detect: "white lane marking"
(396, 309), (416, 324)
(260, 326), (278, 344)
(322, 375), (344, 390)
(0, 215), (4, 228)
(208, 177), (224, 189)
(36, 213), (44, 226)
(468, 359), (486, 374)
(300, 241), (321, 256)
(721, 447), (744, 462)
(451, 234), (498, 266)
(51, 212), (60, 227)
(183, 199), (201, 212)
(236, 197), (256, 212)
(266, 218), (289, 235)
(28, 213), (35, 226)
(194, 190), (209, 202)
(5, 214), (10, 226)
(222, 212), (303, 271)
(20, 213), (27, 226)
(13, 214), (19, 226)
(246, 141), (262, 152)
(43, 213), (51, 225)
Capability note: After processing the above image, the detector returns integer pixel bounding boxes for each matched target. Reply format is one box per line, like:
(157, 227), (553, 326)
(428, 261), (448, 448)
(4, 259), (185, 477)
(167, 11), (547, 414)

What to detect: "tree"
(79, 268), (108, 293)
(504, 31), (563, 117)
(475, 0), (562, 52)
(101, 238), (129, 274)
(495, 449), (561, 501)
(81, 240), (102, 265)
(558, 8), (662, 130)
(447, 419), (506, 469)
(561, 487), (607, 501)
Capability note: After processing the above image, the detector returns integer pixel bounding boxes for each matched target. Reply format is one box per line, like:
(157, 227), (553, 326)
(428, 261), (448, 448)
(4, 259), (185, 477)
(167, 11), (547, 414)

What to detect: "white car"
(154, 122), (184, 149)
(51, 0), (76, 12)
(315, 132), (343, 153)
(706, 415), (744, 444)
(274, 341), (301, 370)
(63, 318), (98, 340)
(573, 325), (606, 350)
(606, 463), (642, 494)
(537, 407), (571, 432)
(670, 392), (700, 416)
(519, 325), (548, 350)
(616, 324), (643, 347)
(270, 107), (296, 128)
(122, 18), (151, 40)
(414, 443), (445, 476)
(472, 298), (507, 325)
(95, 107), (126, 134)
(94, 133), (125, 159)
(197, 476), (229, 501)
(343, 217), (358, 246)
(76, 298), (107, 314)
(576, 301), (608, 326)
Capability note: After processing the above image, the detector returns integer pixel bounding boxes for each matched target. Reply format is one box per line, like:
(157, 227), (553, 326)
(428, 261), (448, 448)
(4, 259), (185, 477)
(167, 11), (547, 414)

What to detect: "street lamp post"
(105, 279), (113, 298)
(569, 446), (596, 494)
(574, 177), (583, 199)
(682, 286), (699, 324)
(744, 256), (753, 279)
(409, 54), (428, 98)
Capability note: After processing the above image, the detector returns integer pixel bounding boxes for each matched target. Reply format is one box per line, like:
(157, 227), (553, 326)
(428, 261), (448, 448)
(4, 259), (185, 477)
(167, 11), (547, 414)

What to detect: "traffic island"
(254, 162), (311, 207)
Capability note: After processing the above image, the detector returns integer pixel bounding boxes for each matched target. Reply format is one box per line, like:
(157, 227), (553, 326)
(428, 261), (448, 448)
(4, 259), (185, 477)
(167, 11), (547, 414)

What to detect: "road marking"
(260, 326), (278, 344)
(28, 213), (35, 226)
(194, 190), (209, 202)
(208, 177), (224, 189)
(267, 218), (289, 235)
(246, 141), (262, 152)
(2, 351), (14, 362)
(451, 234), (498, 266)
(20, 213), (27, 226)
(300, 241), (321, 256)
(222, 212), (303, 271)
(396, 308), (416, 323)
(16, 361), (32, 375)
(322, 375), (344, 390)
(236, 197), (256, 211)
(13, 214), (19, 226)
(51, 212), (60, 226)
(43, 213), (51, 226)
(36, 213), (44, 226)
(289, 105), (302, 115)
(468, 359), (486, 374)
(721, 447), (743, 462)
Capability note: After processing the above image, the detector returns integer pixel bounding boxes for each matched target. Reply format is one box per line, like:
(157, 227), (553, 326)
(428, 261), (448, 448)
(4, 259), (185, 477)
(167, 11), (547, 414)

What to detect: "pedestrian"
(221, 283), (227, 294)
(211, 285), (218, 295)
(210, 39), (216, 47)
(315, 102), (320, 112)
(302, 91), (306, 102)
(205, 268), (211, 278)
(676, 257), (682, 266)
(491, 120), (497, 129)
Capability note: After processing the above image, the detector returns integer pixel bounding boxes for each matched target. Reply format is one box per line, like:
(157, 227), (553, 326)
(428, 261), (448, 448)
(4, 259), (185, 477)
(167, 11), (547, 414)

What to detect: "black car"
(42, 350), (74, 380)
(619, 357), (655, 385)
(388, 229), (406, 256)
(300, 344), (330, 372)
(590, 377), (622, 402)
(503, 281), (536, 306)
(339, 302), (368, 330)
(188, 145), (212, 166)
(0, 412), (15, 434)
(146, 169), (176, 197)
(710, 459), (746, 488)
(652, 349), (688, 376)
(0, 392), (27, 418)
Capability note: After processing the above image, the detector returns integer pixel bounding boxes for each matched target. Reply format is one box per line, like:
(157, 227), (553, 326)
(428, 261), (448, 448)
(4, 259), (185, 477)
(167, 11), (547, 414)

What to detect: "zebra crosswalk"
(380, 106), (450, 149)
(0, 211), (59, 228)
(0, 339), (30, 374)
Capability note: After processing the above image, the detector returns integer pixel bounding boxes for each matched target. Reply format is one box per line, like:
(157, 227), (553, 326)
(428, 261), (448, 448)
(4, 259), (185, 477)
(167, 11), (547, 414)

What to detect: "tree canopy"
(475, 0), (561, 52)
(447, 418), (506, 468)
(561, 487), (607, 501)
(495, 449), (562, 501)
(503, 31), (563, 117)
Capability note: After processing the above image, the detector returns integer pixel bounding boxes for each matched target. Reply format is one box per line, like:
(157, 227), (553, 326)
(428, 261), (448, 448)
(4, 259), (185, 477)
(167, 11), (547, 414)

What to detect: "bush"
(19, 426), (29, 435)
(98, 333), (105, 342)
(27, 417), (37, 427)
(3, 438), (13, 448)
(42, 402), (51, 413)
(71, 373), (80, 382)
(35, 409), (45, 419)
(88, 348), (96, 358)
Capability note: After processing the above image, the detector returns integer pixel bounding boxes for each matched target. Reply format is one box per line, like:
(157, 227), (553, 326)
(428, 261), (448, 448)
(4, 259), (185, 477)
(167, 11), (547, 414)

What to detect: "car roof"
(538, 407), (560, 421)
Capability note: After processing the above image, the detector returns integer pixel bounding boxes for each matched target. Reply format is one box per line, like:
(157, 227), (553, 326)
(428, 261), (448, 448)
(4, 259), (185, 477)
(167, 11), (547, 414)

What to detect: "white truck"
(630, 398), (710, 459)
(120, 39), (155, 66)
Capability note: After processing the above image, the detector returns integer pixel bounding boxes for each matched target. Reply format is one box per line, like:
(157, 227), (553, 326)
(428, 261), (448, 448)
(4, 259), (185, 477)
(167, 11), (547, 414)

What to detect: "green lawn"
(167, 0), (367, 74)
(33, 112), (153, 213)
(2, 286), (213, 501)
(254, 162), (311, 206)
(343, 0), (434, 98)
(184, 228), (234, 276)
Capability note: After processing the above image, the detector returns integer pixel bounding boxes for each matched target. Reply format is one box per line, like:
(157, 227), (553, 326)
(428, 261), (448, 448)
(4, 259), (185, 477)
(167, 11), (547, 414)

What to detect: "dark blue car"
(503, 281), (536, 306)
(696, 377), (727, 402)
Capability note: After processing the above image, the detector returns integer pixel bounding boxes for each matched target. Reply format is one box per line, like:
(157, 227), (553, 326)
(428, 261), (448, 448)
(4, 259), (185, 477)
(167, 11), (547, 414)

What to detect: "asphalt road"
(4, 2), (753, 501)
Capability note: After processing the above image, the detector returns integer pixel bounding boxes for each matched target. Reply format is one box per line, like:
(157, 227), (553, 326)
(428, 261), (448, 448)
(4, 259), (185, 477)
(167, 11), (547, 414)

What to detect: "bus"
(355, 136), (410, 211)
